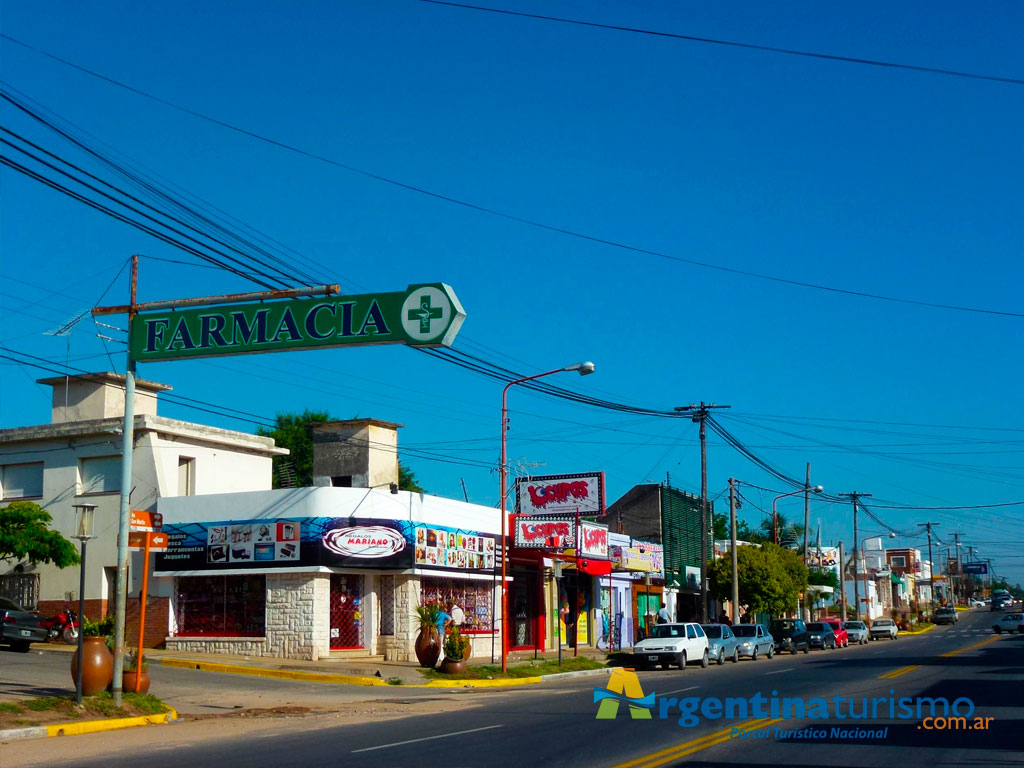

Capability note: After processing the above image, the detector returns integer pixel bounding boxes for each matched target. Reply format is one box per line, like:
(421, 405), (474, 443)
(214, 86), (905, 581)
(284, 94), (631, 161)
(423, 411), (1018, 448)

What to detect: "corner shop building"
(155, 485), (502, 661)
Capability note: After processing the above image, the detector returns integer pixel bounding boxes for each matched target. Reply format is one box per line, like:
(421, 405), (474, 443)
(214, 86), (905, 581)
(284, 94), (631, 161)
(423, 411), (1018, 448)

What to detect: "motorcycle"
(40, 606), (79, 644)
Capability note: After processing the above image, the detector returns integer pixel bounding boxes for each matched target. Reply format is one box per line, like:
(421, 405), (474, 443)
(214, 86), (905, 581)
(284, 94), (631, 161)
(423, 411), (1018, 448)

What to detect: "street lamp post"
(499, 361), (594, 673)
(71, 503), (97, 707)
(772, 486), (823, 546)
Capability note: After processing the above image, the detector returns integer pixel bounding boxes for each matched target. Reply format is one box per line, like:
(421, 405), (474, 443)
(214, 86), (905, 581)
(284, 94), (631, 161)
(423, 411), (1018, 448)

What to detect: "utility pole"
(729, 478), (740, 623)
(953, 532), (963, 605)
(675, 402), (730, 623)
(838, 540), (847, 621)
(802, 463), (812, 620)
(918, 522), (940, 610)
(839, 492), (871, 622)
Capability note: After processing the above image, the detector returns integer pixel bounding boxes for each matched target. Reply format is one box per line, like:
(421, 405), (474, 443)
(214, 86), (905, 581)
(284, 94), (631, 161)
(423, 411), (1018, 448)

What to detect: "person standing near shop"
(657, 604), (671, 625)
(448, 600), (464, 628)
(434, 602), (452, 649)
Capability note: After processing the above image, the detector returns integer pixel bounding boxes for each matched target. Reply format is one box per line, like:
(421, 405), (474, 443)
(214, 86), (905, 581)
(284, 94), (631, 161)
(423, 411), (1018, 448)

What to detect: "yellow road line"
(610, 718), (783, 768)
(878, 664), (920, 680)
(940, 634), (1001, 657)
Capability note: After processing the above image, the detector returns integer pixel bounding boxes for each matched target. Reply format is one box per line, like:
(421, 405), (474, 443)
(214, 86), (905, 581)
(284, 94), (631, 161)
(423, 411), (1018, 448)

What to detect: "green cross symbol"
(408, 295), (443, 334)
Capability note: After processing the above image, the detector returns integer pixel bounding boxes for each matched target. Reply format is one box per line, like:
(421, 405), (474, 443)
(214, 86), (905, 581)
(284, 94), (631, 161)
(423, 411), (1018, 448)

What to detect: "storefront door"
(329, 574), (364, 649)
(635, 589), (662, 641)
(510, 569), (539, 650)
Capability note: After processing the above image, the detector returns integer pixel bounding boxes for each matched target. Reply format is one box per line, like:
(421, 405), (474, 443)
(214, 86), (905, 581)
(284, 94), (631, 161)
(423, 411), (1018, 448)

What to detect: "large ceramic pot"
(71, 637), (114, 696)
(122, 669), (151, 694)
(414, 627), (441, 668)
(439, 658), (467, 675)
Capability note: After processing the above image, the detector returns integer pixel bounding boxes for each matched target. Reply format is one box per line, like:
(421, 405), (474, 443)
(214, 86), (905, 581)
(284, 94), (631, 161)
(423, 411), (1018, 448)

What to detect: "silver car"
(731, 623), (775, 660)
(701, 623), (742, 664)
(844, 620), (869, 645)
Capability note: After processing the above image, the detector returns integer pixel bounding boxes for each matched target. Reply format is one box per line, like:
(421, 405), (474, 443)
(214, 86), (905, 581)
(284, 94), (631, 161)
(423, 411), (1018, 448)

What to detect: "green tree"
(757, 513), (805, 549)
(707, 542), (808, 618)
(0, 501), (80, 568)
(257, 410), (425, 492)
(712, 513), (756, 542)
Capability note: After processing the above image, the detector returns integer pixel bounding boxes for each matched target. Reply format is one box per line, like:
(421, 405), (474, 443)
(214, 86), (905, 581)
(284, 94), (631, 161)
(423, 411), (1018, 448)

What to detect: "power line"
(418, 1), (1024, 86)
(2, 38), (1021, 318)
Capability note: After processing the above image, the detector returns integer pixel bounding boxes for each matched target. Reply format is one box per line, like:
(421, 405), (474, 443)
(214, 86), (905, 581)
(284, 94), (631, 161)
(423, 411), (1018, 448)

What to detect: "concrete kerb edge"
(0, 708), (178, 742)
(159, 657), (544, 688)
(539, 668), (613, 682)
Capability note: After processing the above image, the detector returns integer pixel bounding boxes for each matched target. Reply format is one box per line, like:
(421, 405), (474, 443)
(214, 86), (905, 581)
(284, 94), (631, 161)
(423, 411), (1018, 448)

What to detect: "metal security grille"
(0, 573), (39, 609)
(379, 575), (395, 636)
(329, 574), (364, 649)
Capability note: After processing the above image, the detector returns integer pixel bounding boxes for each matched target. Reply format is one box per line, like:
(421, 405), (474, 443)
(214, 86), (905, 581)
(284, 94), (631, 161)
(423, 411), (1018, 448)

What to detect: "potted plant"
(122, 650), (151, 694)
(71, 616), (114, 696)
(413, 603), (442, 668)
(439, 625), (471, 675)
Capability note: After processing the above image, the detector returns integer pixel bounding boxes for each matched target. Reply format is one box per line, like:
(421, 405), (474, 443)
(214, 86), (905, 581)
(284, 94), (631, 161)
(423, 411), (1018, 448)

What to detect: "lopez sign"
(515, 472), (605, 516)
(131, 284), (465, 362)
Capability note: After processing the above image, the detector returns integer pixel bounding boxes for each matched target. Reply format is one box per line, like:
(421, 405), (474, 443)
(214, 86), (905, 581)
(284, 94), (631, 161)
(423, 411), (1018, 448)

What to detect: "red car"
(823, 619), (849, 647)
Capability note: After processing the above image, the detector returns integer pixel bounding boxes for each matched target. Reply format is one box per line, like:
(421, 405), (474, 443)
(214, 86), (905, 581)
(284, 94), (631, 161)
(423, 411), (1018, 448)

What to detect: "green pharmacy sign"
(131, 283), (465, 362)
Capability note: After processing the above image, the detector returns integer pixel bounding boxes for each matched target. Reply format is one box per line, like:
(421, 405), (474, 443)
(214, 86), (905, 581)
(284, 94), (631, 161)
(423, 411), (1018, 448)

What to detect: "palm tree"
(758, 513), (805, 549)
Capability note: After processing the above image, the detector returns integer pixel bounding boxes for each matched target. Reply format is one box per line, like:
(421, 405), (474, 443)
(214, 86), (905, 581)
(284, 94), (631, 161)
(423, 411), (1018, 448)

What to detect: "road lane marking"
(611, 718), (783, 768)
(878, 665), (920, 679)
(763, 669), (793, 675)
(351, 724), (503, 753)
(658, 685), (700, 696)
(940, 635), (1001, 657)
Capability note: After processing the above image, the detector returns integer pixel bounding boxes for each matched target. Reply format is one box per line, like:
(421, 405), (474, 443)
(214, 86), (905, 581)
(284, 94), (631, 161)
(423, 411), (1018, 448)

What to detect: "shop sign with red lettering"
(515, 472), (605, 516)
(513, 515), (576, 549)
(579, 521), (609, 559)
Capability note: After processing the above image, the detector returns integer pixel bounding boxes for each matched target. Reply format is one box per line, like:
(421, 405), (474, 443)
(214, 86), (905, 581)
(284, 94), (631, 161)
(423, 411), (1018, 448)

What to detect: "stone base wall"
(167, 573), (330, 660)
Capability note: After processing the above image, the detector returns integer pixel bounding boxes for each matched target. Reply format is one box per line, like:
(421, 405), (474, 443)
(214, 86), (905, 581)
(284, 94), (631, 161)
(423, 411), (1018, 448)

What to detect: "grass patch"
(420, 656), (607, 680)
(24, 697), (67, 712)
(0, 702), (25, 714)
(0, 692), (169, 730)
(386, 677), (403, 686)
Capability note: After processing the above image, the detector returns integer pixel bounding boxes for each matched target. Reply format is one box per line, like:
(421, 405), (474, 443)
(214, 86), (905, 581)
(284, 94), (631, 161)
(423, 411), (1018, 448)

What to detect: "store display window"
(420, 577), (493, 634)
(175, 574), (266, 636)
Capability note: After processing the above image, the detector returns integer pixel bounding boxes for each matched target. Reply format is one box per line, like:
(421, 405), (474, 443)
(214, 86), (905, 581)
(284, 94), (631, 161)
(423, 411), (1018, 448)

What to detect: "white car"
(992, 613), (1023, 634)
(969, 599), (985, 607)
(869, 618), (899, 640)
(633, 622), (710, 670)
(844, 621), (870, 645)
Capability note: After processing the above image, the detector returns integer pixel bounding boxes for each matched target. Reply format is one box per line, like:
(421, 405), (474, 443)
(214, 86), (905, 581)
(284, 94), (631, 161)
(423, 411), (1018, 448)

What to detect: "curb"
(900, 625), (936, 636)
(0, 708), (178, 742)
(161, 657), (543, 688)
(540, 668), (612, 682)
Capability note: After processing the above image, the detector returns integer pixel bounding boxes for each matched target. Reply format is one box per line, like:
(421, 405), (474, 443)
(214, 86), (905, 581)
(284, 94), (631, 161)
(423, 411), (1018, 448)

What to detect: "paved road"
(4, 609), (1021, 767)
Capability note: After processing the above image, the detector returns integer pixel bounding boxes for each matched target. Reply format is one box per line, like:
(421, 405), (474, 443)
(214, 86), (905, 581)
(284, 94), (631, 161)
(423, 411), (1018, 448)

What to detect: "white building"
(0, 373), (284, 644)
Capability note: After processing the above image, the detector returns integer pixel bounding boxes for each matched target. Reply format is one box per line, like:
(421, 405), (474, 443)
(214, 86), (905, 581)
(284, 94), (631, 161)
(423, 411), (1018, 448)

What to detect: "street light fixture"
(71, 502), (97, 707)
(499, 361), (595, 673)
(772, 486), (823, 545)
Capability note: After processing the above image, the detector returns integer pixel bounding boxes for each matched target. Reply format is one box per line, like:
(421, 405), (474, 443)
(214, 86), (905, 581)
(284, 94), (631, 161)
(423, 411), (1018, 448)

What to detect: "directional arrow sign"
(130, 510), (163, 532)
(126, 531), (169, 551)
(130, 283), (466, 362)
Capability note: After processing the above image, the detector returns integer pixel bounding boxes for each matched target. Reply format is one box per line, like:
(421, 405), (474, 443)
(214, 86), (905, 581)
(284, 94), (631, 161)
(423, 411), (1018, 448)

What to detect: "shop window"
(175, 575), (265, 637)
(80, 456), (121, 494)
(890, 556), (906, 567)
(420, 577), (493, 634)
(379, 575), (395, 636)
(1, 462), (43, 499)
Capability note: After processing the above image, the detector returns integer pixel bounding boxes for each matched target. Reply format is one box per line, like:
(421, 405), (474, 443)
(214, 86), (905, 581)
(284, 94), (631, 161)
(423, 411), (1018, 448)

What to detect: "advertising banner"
(515, 472), (605, 516)
(807, 546), (841, 578)
(156, 517), (496, 572)
(513, 514), (576, 549)
(579, 521), (609, 559)
(962, 562), (988, 575)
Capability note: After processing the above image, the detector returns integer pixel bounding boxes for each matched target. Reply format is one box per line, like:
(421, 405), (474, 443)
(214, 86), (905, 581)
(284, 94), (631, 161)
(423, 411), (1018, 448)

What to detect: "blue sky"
(2, 2), (1022, 584)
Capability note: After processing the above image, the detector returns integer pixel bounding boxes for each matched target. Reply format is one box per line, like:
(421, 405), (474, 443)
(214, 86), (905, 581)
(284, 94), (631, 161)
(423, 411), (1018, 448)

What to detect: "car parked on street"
(633, 622), (710, 670)
(822, 619), (849, 647)
(844, 620), (869, 645)
(732, 623), (775, 660)
(0, 597), (48, 652)
(869, 618), (899, 640)
(769, 619), (810, 654)
(933, 607), (958, 625)
(701, 624), (742, 664)
(805, 622), (838, 649)
(992, 613), (1024, 634)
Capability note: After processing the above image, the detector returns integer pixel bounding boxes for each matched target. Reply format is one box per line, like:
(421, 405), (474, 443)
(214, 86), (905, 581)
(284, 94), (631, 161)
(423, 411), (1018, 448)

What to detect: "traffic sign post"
(127, 516), (166, 693)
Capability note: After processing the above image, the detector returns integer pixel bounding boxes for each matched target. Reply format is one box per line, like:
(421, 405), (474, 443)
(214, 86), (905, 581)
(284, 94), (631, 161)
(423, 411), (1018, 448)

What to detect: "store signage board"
(515, 472), (605, 516)
(155, 516), (496, 572)
(130, 510), (163, 532)
(513, 514), (576, 549)
(131, 283), (465, 362)
(579, 521), (608, 559)
(962, 562), (988, 575)
(127, 531), (169, 551)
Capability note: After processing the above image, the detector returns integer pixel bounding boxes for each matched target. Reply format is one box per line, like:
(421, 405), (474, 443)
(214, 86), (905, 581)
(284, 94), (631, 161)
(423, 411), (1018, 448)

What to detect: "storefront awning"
(577, 559), (612, 576)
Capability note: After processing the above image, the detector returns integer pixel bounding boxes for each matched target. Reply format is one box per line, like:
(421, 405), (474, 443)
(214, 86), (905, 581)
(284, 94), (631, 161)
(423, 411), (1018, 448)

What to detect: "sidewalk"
(36, 642), (611, 686)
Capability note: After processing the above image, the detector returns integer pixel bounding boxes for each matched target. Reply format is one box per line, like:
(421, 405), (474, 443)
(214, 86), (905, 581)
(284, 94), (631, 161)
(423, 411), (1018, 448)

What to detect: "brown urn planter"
(414, 627), (441, 668)
(439, 658), (467, 675)
(122, 669), (151, 694)
(71, 637), (114, 696)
